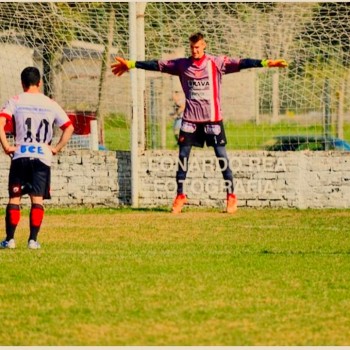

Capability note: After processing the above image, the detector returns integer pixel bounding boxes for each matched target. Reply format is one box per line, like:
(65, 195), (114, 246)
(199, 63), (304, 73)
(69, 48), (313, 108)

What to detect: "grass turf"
(0, 207), (349, 345)
(104, 119), (350, 151)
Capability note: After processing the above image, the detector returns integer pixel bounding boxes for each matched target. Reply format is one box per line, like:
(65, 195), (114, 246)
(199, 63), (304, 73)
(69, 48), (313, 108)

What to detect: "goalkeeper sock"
(176, 145), (192, 194)
(29, 204), (44, 242)
(214, 146), (234, 194)
(5, 204), (20, 241)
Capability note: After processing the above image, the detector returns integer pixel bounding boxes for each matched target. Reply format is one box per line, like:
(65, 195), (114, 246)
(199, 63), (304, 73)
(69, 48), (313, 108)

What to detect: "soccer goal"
(0, 2), (350, 152)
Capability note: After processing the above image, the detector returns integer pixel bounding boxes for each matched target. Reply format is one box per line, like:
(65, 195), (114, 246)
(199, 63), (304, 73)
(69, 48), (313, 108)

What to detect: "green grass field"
(0, 207), (349, 346)
(104, 117), (350, 151)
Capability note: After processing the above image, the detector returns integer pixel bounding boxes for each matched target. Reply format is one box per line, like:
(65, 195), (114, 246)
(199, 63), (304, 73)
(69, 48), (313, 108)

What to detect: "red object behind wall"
(67, 112), (97, 135)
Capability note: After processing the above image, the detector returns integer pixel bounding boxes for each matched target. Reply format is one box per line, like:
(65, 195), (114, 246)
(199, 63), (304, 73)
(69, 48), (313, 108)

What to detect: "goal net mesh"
(0, 2), (349, 151)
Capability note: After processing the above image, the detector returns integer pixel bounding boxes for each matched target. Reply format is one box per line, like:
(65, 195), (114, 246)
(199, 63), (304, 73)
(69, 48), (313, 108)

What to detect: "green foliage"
(0, 208), (350, 345)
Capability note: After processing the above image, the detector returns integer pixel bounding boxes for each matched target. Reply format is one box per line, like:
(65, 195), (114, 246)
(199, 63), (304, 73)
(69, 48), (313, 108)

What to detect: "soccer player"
(111, 32), (287, 214)
(0, 66), (74, 249)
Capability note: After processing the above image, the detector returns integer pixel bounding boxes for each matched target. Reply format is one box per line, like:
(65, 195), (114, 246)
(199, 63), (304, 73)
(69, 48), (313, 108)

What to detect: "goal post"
(129, 1), (139, 208)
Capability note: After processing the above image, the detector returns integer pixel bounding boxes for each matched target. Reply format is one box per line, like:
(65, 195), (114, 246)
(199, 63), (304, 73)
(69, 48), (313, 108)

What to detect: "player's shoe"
(226, 193), (238, 214)
(28, 240), (41, 250)
(0, 239), (16, 249)
(172, 194), (187, 214)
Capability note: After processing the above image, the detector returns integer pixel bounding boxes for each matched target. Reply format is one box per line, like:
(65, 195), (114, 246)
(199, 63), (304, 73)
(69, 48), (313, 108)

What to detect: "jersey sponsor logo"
(19, 144), (45, 155)
(189, 90), (211, 100)
(188, 79), (211, 100)
(13, 143), (52, 166)
(17, 106), (50, 113)
(181, 121), (197, 134)
(188, 79), (210, 88)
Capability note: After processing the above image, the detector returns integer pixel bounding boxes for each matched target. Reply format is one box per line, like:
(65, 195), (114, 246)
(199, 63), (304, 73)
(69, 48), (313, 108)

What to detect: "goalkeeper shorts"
(178, 120), (227, 147)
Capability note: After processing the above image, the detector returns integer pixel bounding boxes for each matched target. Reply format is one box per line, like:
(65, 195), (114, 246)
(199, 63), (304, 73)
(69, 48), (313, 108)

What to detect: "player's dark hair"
(21, 66), (41, 88)
(189, 32), (204, 43)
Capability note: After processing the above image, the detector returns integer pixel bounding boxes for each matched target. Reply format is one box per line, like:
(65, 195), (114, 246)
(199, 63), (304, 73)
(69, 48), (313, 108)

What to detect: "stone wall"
(0, 150), (130, 208)
(139, 150), (350, 209)
(0, 150), (349, 209)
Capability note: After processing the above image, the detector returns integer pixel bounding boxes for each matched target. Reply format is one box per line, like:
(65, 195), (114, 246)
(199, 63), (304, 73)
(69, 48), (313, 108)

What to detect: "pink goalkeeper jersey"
(0, 92), (71, 166)
(158, 54), (241, 123)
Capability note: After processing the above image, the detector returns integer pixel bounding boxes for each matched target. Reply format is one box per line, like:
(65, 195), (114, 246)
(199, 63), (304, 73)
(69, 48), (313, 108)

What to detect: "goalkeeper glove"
(261, 59), (288, 68)
(111, 57), (136, 76)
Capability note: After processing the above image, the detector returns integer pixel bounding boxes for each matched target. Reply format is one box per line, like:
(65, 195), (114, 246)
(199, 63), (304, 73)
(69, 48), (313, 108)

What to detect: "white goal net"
(0, 2), (350, 151)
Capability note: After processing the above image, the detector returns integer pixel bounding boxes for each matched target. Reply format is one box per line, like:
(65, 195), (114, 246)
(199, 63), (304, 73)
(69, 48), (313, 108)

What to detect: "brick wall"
(0, 150), (349, 209)
(139, 150), (350, 209)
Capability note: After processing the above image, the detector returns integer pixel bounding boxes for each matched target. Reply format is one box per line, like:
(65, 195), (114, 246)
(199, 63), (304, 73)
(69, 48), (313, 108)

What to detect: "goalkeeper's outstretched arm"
(111, 56), (288, 76)
(111, 57), (160, 76)
(239, 58), (288, 70)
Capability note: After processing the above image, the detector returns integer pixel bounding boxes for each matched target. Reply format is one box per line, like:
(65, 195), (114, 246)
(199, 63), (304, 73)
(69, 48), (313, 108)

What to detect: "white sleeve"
(53, 102), (70, 127)
(0, 97), (17, 116)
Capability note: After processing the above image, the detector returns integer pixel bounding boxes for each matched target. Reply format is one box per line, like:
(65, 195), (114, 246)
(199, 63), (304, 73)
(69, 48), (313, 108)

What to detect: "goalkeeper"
(111, 32), (287, 214)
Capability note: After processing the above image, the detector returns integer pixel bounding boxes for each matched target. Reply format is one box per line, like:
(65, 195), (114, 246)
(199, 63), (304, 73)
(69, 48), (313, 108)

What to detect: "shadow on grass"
(260, 249), (350, 255)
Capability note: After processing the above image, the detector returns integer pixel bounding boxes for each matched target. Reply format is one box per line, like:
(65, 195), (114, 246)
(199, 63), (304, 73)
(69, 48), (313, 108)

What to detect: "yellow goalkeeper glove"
(111, 57), (136, 76)
(261, 59), (288, 68)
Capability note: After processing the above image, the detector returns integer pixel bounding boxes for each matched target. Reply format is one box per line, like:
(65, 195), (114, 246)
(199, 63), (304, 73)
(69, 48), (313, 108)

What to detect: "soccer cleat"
(172, 194), (187, 214)
(226, 193), (238, 214)
(0, 239), (16, 249)
(28, 240), (41, 250)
